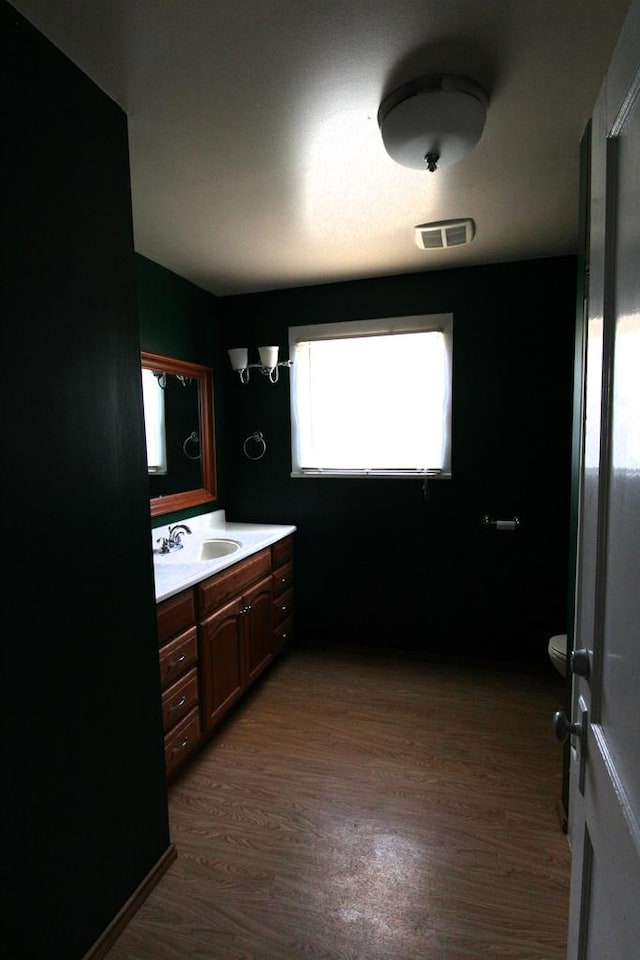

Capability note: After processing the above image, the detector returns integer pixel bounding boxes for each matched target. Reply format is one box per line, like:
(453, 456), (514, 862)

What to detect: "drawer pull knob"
(172, 737), (190, 754)
(280, 577), (287, 584)
(168, 654), (186, 668)
(169, 696), (187, 713)
(281, 604), (288, 613)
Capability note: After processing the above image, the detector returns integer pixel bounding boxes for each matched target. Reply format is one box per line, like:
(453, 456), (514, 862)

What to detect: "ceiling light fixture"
(377, 74), (488, 173)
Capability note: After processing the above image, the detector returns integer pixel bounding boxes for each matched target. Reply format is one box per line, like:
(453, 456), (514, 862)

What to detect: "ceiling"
(12, 0), (632, 296)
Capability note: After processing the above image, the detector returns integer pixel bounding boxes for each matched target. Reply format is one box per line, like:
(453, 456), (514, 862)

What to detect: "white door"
(564, 3), (640, 958)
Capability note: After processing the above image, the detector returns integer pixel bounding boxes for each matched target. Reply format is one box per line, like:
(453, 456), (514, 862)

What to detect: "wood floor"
(107, 647), (571, 960)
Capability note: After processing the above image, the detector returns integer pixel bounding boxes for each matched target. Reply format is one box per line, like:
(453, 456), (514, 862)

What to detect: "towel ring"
(183, 431), (201, 460)
(243, 431), (267, 461)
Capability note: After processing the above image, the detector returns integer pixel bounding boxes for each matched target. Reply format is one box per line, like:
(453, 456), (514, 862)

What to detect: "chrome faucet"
(156, 523), (192, 554)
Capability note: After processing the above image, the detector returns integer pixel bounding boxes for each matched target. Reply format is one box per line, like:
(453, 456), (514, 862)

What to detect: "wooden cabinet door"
(244, 575), (274, 687)
(199, 595), (244, 732)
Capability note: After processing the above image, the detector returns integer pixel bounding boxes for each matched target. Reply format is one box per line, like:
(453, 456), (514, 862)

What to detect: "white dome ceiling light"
(377, 75), (488, 173)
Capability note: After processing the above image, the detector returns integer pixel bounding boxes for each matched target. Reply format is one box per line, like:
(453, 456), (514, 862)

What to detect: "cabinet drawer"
(157, 588), (196, 644)
(274, 614), (294, 654)
(158, 626), (198, 689)
(197, 549), (271, 619)
(161, 667), (199, 733)
(271, 536), (293, 570)
(164, 706), (200, 780)
(273, 587), (294, 626)
(272, 561), (293, 598)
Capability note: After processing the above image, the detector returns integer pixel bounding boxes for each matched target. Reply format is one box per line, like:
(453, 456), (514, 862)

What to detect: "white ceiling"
(12, 0), (632, 296)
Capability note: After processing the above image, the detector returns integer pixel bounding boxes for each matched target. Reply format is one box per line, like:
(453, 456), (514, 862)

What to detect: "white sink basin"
(199, 538), (242, 561)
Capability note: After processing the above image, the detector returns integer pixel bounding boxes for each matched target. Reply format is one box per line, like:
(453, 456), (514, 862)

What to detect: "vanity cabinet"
(156, 588), (200, 781)
(154, 533), (295, 779)
(272, 535), (294, 654)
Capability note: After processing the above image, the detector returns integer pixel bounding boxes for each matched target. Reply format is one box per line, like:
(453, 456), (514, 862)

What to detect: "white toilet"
(548, 634), (568, 677)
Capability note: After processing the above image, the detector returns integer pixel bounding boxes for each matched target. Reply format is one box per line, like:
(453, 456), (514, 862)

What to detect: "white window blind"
(289, 314), (452, 478)
(141, 368), (167, 474)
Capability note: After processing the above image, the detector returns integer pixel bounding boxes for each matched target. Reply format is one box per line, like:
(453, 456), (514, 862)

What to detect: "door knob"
(553, 710), (582, 743)
(570, 648), (591, 678)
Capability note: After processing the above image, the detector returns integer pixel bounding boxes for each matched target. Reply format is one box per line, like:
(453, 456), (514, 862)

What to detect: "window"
(289, 313), (453, 478)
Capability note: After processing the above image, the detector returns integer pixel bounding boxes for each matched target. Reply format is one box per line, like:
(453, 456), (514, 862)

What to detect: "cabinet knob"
(172, 737), (190, 754)
(169, 696), (187, 713)
(167, 653), (186, 668)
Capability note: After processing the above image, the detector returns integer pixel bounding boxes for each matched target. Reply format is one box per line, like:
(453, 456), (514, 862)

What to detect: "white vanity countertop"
(152, 510), (296, 603)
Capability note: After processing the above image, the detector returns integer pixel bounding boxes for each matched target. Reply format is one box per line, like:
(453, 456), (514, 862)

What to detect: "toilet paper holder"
(482, 515), (520, 531)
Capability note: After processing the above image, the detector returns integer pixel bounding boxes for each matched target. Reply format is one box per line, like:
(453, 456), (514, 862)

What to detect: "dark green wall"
(136, 254), (228, 527)
(220, 256), (577, 667)
(137, 253), (218, 362)
(4, 6), (170, 957)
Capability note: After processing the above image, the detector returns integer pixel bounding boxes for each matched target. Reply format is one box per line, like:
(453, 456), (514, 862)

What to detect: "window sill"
(290, 469), (451, 479)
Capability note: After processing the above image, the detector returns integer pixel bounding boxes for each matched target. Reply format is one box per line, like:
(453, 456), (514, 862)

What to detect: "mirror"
(141, 351), (217, 517)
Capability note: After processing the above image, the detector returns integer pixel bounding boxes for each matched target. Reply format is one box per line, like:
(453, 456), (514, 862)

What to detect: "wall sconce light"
(228, 346), (293, 385)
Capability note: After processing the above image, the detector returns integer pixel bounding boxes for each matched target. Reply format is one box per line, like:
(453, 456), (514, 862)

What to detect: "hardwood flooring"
(107, 648), (570, 960)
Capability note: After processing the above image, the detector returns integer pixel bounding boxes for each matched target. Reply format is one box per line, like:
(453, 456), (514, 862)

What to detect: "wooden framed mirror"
(141, 351), (217, 517)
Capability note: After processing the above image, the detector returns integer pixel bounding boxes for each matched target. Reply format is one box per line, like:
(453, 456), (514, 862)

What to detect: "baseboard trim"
(293, 638), (556, 677)
(81, 843), (177, 960)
